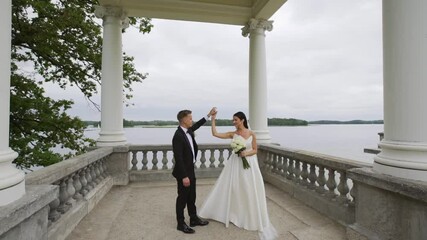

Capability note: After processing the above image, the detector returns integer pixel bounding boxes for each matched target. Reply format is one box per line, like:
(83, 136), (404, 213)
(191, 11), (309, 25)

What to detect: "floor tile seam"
(97, 187), (136, 239)
(265, 195), (311, 230)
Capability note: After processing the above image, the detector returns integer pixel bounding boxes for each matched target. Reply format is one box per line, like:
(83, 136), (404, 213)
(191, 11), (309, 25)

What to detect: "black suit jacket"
(172, 117), (207, 180)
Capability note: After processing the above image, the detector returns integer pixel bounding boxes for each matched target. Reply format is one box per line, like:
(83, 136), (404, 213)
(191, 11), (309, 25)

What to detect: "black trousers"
(176, 178), (197, 224)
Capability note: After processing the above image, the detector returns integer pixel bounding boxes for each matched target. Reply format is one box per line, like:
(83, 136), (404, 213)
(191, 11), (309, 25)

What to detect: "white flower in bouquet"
(230, 138), (250, 169)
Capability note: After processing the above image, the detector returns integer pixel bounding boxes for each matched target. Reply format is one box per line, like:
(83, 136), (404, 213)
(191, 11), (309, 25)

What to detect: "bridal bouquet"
(230, 138), (251, 169)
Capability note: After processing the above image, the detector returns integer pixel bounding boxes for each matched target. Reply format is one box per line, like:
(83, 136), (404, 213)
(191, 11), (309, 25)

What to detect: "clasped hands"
(208, 107), (217, 119)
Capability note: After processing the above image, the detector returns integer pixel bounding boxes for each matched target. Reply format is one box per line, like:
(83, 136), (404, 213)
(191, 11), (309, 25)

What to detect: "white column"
(95, 6), (129, 147)
(0, 0), (25, 206)
(373, 0), (427, 181)
(242, 19), (273, 143)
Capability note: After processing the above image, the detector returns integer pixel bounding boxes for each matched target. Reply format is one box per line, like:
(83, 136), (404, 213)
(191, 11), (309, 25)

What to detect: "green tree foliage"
(268, 118), (308, 126)
(10, 0), (153, 169)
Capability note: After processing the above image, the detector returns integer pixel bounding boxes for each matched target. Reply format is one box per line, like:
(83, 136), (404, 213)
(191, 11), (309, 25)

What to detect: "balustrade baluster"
(197, 150), (205, 169)
(98, 160), (105, 179)
(268, 152), (274, 172)
(276, 154), (282, 174)
(337, 171), (350, 204)
(73, 171), (83, 201)
(349, 181), (356, 207)
(91, 164), (99, 185)
(277, 155), (283, 176)
(79, 168), (89, 196)
(162, 150), (168, 170)
(287, 158), (294, 180)
(152, 151), (159, 170)
(308, 164), (317, 189)
(96, 158), (105, 180)
(282, 156), (288, 178)
(209, 149), (216, 168)
(131, 151), (138, 170)
(272, 154), (278, 174)
(57, 178), (71, 213)
(142, 150), (148, 170)
(66, 174), (76, 207)
(326, 168), (337, 199)
(48, 181), (61, 224)
(85, 166), (94, 191)
(262, 152), (268, 171)
(95, 161), (102, 181)
(294, 160), (301, 183)
(301, 162), (309, 186)
(218, 149), (225, 168)
(258, 150), (266, 169)
(103, 157), (109, 177)
(316, 166), (326, 194)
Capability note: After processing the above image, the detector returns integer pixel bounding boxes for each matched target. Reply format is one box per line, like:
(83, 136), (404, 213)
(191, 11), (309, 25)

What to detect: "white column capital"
(94, 5), (129, 29)
(241, 18), (274, 37)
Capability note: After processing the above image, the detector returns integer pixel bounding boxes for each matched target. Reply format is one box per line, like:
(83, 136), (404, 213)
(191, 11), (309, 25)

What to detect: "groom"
(172, 108), (216, 234)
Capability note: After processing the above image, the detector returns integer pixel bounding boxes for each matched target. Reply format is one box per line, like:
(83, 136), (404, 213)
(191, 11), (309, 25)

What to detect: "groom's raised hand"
(208, 107), (217, 117)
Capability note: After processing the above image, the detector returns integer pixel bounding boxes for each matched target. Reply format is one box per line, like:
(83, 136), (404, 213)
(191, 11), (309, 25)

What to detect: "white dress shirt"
(180, 115), (210, 162)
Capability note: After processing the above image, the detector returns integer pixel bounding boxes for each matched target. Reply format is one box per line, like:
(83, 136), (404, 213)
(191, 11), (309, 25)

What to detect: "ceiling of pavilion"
(98, 0), (287, 25)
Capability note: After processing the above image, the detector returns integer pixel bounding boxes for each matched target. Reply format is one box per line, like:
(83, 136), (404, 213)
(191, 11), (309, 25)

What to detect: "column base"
(253, 129), (271, 144)
(373, 140), (427, 181)
(0, 181), (25, 206)
(96, 130), (127, 147)
(0, 148), (25, 206)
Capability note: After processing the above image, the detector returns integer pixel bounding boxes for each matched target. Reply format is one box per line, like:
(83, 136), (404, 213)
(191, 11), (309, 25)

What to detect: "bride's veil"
(247, 120), (252, 130)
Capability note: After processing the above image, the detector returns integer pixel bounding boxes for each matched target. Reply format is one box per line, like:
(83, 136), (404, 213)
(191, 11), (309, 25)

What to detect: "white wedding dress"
(199, 134), (278, 240)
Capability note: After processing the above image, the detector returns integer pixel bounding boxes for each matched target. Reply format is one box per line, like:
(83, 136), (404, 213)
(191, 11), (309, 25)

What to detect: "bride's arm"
(211, 114), (233, 139)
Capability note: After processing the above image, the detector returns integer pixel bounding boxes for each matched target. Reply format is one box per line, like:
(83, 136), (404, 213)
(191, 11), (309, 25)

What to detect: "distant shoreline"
(84, 119), (383, 129)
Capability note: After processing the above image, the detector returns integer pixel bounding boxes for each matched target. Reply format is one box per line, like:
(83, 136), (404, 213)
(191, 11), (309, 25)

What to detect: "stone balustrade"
(128, 144), (232, 181)
(257, 144), (371, 224)
(24, 147), (114, 240)
(5, 143), (425, 240)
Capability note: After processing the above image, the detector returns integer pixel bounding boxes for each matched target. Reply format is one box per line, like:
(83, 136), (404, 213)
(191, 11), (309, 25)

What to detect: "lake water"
(85, 124), (383, 164)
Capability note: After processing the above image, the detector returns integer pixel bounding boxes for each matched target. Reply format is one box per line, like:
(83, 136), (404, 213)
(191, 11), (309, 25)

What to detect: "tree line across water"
(84, 119), (383, 128)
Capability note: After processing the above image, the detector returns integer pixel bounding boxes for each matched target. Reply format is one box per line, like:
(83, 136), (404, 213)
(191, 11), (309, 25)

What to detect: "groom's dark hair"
(234, 111), (249, 129)
(177, 110), (192, 122)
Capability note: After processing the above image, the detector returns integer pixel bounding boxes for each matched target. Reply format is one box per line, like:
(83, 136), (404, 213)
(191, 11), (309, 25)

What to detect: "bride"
(199, 111), (278, 240)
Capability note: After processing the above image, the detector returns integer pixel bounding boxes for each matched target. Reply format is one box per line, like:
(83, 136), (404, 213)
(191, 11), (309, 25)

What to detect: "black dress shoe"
(190, 217), (209, 227)
(177, 223), (195, 234)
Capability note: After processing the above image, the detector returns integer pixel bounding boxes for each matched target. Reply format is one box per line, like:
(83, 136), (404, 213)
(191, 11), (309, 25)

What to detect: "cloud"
(56, 0), (383, 121)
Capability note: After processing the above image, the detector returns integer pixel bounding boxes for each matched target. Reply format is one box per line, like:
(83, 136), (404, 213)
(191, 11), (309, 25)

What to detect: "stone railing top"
(0, 185), (58, 236)
(25, 147), (113, 185)
(129, 143), (230, 151)
(259, 143), (372, 171)
(349, 167), (427, 203)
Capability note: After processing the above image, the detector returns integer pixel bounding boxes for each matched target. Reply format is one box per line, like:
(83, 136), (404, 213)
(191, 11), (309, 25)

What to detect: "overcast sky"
(56, 0), (383, 121)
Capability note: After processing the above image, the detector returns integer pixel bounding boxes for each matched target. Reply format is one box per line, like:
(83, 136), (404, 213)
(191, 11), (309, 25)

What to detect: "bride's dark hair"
(233, 111), (249, 129)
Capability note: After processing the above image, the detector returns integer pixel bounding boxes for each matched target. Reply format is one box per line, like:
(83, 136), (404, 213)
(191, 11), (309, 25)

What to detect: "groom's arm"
(190, 117), (207, 132)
